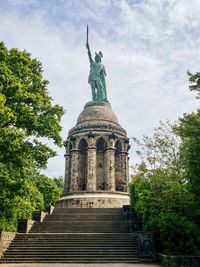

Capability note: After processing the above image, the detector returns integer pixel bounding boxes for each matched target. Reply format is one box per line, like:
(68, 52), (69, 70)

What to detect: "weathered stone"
(57, 101), (130, 208)
(137, 232), (156, 263)
(0, 232), (16, 258)
(159, 254), (200, 267)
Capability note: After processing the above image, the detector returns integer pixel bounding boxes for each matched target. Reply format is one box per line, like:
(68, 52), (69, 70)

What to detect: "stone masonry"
(56, 101), (130, 208)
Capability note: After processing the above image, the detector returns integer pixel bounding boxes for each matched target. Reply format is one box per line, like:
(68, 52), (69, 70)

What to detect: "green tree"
(0, 42), (64, 231)
(34, 175), (63, 207)
(53, 176), (64, 191)
(176, 112), (200, 202)
(187, 71), (200, 99)
(130, 121), (200, 255)
(174, 71), (200, 226)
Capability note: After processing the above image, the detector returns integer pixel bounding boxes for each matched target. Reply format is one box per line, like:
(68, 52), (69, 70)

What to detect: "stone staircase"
(0, 208), (139, 263)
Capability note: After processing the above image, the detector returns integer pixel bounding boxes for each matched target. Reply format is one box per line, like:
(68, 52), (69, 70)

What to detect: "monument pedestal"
(56, 191), (130, 208)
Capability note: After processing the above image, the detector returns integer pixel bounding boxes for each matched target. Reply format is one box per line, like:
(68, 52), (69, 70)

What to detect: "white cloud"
(168, 0), (200, 27)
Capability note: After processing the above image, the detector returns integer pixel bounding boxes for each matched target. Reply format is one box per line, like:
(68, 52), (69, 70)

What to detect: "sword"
(86, 24), (89, 47)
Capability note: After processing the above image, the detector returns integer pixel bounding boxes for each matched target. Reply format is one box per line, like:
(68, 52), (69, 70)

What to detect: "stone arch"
(96, 137), (107, 190)
(78, 138), (88, 151)
(115, 140), (123, 191)
(77, 138), (88, 191)
(96, 137), (107, 151)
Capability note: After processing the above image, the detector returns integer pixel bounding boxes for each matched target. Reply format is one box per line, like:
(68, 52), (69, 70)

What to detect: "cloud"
(0, 0), (199, 176)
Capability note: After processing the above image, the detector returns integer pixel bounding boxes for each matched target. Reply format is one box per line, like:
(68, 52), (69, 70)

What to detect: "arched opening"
(96, 137), (107, 190)
(78, 139), (88, 191)
(115, 140), (123, 191)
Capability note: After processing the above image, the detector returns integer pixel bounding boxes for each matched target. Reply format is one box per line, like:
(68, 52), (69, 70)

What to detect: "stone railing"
(122, 205), (156, 263)
(0, 232), (16, 258)
(17, 209), (50, 233)
(136, 231), (156, 263)
(122, 205), (142, 232)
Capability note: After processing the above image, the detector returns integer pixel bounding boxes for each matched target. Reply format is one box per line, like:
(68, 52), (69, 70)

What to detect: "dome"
(68, 101), (127, 137)
(76, 101), (119, 125)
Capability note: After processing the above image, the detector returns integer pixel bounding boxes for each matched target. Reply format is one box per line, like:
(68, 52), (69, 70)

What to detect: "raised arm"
(86, 43), (93, 63)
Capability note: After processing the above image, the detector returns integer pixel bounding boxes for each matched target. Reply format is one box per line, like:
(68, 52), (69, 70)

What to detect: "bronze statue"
(86, 25), (108, 103)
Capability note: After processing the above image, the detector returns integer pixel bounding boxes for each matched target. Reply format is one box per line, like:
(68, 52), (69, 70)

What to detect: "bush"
(145, 213), (200, 255)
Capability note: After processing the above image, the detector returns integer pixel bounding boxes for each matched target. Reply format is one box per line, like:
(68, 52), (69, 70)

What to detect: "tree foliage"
(0, 42), (65, 231)
(176, 111), (200, 203)
(187, 71), (200, 99)
(130, 119), (200, 255)
(34, 175), (64, 207)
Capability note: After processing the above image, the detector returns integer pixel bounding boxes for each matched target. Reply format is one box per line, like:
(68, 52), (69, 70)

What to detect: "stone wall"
(0, 232), (16, 258)
(159, 254), (200, 267)
(56, 192), (130, 208)
(57, 197), (129, 208)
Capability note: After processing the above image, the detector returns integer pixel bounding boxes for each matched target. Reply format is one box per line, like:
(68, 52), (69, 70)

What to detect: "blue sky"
(0, 0), (199, 177)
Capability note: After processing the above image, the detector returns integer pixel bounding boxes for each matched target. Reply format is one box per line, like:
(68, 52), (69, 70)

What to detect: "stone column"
(87, 146), (96, 191)
(105, 148), (115, 191)
(69, 150), (79, 192)
(126, 153), (129, 184)
(63, 153), (71, 194)
(120, 151), (129, 192)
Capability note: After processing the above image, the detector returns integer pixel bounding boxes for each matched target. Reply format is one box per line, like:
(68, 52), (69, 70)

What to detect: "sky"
(0, 0), (199, 178)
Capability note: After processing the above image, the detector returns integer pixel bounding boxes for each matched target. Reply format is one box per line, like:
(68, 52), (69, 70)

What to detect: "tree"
(34, 175), (63, 207)
(0, 42), (64, 231)
(176, 112), (200, 202)
(174, 71), (200, 225)
(187, 71), (200, 99)
(53, 176), (64, 191)
(130, 121), (200, 255)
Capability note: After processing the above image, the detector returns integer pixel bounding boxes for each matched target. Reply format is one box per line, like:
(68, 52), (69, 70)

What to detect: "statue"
(86, 25), (109, 103)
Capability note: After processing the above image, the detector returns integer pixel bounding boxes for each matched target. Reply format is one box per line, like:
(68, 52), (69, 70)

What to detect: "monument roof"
(68, 101), (127, 137)
(76, 102), (119, 125)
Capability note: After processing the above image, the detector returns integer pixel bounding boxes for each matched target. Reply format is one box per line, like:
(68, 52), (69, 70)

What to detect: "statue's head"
(95, 51), (103, 63)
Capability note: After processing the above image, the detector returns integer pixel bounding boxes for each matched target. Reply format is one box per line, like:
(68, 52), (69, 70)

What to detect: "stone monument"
(56, 26), (130, 208)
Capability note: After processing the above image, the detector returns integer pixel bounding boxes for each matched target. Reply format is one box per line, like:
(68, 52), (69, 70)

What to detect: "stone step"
(15, 237), (134, 243)
(33, 220), (128, 226)
(52, 208), (122, 215)
(30, 228), (129, 233)
(3, 254), (138, 259)
(7, 247), (137, 252)
(13, 240), (135, 244)
(4, 251), (137, 256)
(0, 207), (140, 264)
(10, 242), (135, 248)
(1, 259), (139, 263)
(11, 239), (136, 243)
(29, 221), (129, 233)
(14, 233), (134, 239)
(10, 244), (136, 249)
(44, 214), (125, 221)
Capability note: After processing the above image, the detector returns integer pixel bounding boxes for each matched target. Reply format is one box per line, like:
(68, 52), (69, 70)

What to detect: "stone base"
(56, 191), (130, 208)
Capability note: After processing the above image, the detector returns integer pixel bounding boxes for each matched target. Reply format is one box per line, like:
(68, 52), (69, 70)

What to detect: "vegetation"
(130, 72), (200, 255)
(0, 42), (64, 231)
